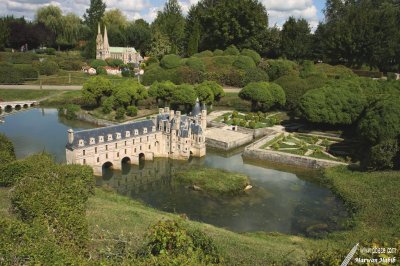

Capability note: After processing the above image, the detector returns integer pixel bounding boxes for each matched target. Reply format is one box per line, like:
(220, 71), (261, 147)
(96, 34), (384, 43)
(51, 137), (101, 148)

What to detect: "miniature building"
(96, 24), (143, 64)
(66, 100), (207, 175)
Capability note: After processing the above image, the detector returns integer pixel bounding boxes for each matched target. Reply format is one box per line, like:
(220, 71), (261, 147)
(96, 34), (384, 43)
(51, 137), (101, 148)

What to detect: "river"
(0, 108), (348, 236)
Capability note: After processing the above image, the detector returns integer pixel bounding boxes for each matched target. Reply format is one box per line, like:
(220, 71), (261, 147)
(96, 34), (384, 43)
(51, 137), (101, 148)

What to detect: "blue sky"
(0, 0), (326, 29)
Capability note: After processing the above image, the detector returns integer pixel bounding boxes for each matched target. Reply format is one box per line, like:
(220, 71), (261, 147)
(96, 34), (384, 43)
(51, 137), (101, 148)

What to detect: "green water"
(0, 108), (348, 236)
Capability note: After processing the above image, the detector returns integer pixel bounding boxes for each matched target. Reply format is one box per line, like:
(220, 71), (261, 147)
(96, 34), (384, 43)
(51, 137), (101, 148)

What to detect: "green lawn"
(0, 89), (59, 101)
(40, 90), (83, 106)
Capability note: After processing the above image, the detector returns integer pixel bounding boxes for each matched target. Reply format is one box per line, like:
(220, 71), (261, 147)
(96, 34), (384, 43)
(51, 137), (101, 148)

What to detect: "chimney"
(68, 129), (74, 144)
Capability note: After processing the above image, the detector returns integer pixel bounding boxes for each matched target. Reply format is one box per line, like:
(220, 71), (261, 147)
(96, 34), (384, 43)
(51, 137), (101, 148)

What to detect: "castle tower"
(96, 23), (103, 59)
(200, 104), (207, 130)
(103, 26), (110, 59)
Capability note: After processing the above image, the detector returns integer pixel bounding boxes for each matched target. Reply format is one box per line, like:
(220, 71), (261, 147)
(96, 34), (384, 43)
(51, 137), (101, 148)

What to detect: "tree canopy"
(239, 82), (286, 111)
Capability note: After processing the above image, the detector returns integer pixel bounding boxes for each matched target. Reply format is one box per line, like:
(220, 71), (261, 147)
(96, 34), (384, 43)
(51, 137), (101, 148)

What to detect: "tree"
(148, 81), (176, 104)
(126, 19), (151, 55)
(185, 0), (268, 53)
(103, 9), (127, 29)
(83, 0), (106, 58)
(281, 17), (312, 60)
(152, 0), (185, 54)
(185, 15), (200, 56)
(195, 83), (214, 105)
(299, 80), (367, 125)
(81, 76), (113, 106)
(239, 82), (286, 111)
(57, 13), (83, 49)
(35, 5), (62, 47)
(201, 81), (224, 102)
(0, 18), (10, 50)
(274, 75), (311, 113)
(259, 59), (299, 81)
(170, 84), (197, 111)
(149, 30), (172, 59)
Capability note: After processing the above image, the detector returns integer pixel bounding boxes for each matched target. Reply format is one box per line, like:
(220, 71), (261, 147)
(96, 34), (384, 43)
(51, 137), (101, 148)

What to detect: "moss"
(173, 168), (250, 195)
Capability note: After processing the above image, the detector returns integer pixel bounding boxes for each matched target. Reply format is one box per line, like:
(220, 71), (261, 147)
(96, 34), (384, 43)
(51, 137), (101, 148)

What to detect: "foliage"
(0, 133), (15, 168)
(274, 75), (310, 113)
(160, 54), (182, 69)
(242, 68), (269, 86)
(200, 80), (224, 102)
(223, 45), (240, 56)
(170, 84), (197, 111)
(90, 59), (107, 68)
(299, 80), (367, 125)
(232, 55), (256, 70)
(260, 59), (299, 81)
(82, 76), (113, 106)
(213, 49), (223, 56)
(59, 60), (84, 71)
(58, 104), (80, 120)
(0, 63), (23, 84)
(281, 17), (312, 60)
(194, 50), (213, 57)
(115, 107), (125, 120)
(195, 83), (214, 105)
(142, 65), (169, 85)
(362, 139), (399, 170)
(126, 19), (152, 55)
(126, 106), (138, 117)
(148, 80), (176, 104)
(240, 48), (261, 64)
(185, 57), (205, 71)
(239, 82), (286, 111)
(105, 58), (123, 67)
(314, 63), (355, 79)
(176, 65), (204, 84)
(39, 60), (59, 76)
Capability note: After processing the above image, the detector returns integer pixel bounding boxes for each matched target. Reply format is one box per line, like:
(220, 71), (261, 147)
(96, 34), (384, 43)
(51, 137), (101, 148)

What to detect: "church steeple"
(96, 23), (103, 51)
(103, 25), (109, 50)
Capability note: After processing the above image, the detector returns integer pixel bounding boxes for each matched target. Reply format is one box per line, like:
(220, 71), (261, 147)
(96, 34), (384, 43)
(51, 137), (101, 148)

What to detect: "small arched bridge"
(0, 100), (37, 110)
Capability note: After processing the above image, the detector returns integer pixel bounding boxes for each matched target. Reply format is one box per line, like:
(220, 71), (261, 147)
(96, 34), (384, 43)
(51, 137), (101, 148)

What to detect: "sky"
(0, 0), (326, 30)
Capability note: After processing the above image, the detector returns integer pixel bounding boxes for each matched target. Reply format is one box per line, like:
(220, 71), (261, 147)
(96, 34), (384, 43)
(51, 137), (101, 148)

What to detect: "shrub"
(213, 49), (223, 56)
(14, 64), (38, 80)
(352, 69), (383, 79)
(249, 121), (256, 129)
(39, 60), (59, 75)
(58, 104), (80, 120)
(0, 64), (23, 84)
(260, 59), (299, 81)
(145, 57), (159, 65)
(121, 68), (131, 77)
(315, 63), (355, 79)
(223, 45), (240, 56)
(9, 52), (38, 64)
(106, 58), (123, 67)
(212, 56), (236, 67)
(232, 55), (256, 70)
(240, 49), (261, 64)
(101, 96), (115, 114)
(387, 72), (397, 81)
(177, 66), (204, 84)
(0, 133), (16, 167)
(186, 57), (205, 72)
(160, 54), (182, 69)
(115, 107), (125, 120)
(96, 66), (107, 75)
(36, 48), (56, 55)
(126, 106), (138, 117)
(239, 120), (247, 127)
(242, 68), (269, 86)
(59, 60), (84, 71)
(194, 50), (213, 57)
(239, 82), (286, 111)
(90, 59), (107, 68)
(142, 66), (169, 85)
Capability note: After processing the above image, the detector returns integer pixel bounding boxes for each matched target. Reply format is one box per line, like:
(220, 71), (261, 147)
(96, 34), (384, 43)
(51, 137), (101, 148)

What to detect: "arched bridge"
(0, 100), (37, 110)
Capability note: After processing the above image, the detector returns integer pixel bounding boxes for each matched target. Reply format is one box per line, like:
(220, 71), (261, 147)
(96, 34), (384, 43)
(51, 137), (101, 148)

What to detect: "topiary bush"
(0, 64), (23, 84)
(115, 107), (125, 120)
(9, 52), (38, 64)
(126, 106), (138, 117)
(213, 49), (224, 56)
(106, 58), (123, 67)
(177, 66), (204, 84)
(194, 50), (213, 57)
(160, 54), (182, 69)
(223, 45), (240, 56)
(102, 96), (115, 114)
(96, 66), (107, 75)
(240, 48), (261, 64)
(14, 64), (38, 80)
(242, 68), (269, 86)
(259, 59), (299, 81)
(142, 66), (169, 85)
(39, 60), (59, 76)
(58, 104), (80, 120)
(90, 59), (107, 69)
(232, 55), (256, 70)
(186, 57), (205, 72)
(59, 60), (84, 71)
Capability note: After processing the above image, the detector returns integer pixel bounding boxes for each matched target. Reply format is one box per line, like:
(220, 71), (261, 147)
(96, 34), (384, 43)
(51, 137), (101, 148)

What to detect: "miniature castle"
(96, 24), (143, 64)
(66, 100), (207, 175)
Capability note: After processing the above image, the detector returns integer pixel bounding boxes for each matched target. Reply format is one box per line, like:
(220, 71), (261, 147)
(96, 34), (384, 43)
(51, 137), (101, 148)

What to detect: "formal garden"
(213, 111), (282, 129)
(261, 133), (351, 163)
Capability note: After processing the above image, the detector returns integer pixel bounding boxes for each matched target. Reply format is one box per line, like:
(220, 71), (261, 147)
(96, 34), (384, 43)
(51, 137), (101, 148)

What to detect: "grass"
(0, 89), (59, 101)
(40, 90), (83, 106)
(173, 168), (250, 195)
(0, 188), (11, 219)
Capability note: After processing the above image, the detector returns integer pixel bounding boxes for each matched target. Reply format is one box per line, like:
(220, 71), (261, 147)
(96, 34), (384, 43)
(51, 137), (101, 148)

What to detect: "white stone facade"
(66, 104), (206, 175)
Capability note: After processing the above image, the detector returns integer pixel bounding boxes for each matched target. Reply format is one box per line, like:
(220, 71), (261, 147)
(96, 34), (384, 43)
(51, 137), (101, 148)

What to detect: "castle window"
(134, 148), (136, 153)
(148, 145), (151, 150)
(90, 138), (95, 144)
(79, 140), (84, 146)
(95, 147), (97, 154)
(97, 157), (99, 163)
(125, 149), (127, 154)
(83, 150), (85, 156)
(126, 131), (130, 137)
(117, 152), (119, 158)
(83, 159), (86, 165)
(99, 136), (104, 143)
(106, 145), (108, 151)
(116, 133), (121, 139)
(125, 141), (127, 146)
(140, 146), (142, 150)
(106, 153), (108, 159)
(115, 143), (118, 149)
(140, 137), (142, 142)
(108, 134), (113, 141)
(134, 129), (139, 135)
(147, 136), (149, 141)
(133, 139), (135, 144)
(143, 128), (147, 134)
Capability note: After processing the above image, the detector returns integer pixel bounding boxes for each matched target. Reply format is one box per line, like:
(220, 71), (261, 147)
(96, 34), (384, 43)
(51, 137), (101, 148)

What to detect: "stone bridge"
(0, 100), (37, 110)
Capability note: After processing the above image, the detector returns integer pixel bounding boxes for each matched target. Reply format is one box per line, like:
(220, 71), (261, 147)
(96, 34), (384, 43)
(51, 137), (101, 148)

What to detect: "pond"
(0, 108), (348, 236)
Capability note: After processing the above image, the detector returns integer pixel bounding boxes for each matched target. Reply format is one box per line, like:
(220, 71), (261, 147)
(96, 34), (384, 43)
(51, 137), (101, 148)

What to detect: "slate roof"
(67, 119), (155, 149)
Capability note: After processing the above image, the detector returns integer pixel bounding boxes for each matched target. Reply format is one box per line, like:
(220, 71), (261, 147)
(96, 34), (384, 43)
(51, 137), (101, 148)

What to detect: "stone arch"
(121, 156), (131, 175)
(23, 104), (29, 108)
(15, 104), (21, 110)
(30, 103), (35, 107)
(139, 153), (145, 161)
(102, 161), (114, 180)
(121, 156), (131, 164)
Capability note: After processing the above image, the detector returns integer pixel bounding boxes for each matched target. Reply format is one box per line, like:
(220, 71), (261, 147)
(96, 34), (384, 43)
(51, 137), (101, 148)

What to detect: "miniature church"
(96, 24), (143, 64)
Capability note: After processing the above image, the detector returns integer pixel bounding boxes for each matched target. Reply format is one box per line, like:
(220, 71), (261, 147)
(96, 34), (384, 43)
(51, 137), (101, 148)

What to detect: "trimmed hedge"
(241, 49), (261, 64)
(39, 60), (59, 76)
(160, 54), (182, 69)
(0, 64), (24, 84)
(59, 60), (84, 71)
(90, 59), (107, 68)
(194, 50), (213, 57)
(233, 55), (256, 70)
(213, 49), (224, 56)
(223, 45), (240, 56)
(352, 69), (384, 79)
(186, 57), (205, 72)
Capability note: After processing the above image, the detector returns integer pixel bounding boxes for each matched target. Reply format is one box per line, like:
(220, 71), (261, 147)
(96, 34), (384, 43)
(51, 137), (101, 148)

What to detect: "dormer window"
(143, 128), (147, 134)
(79, 139), (84, 147)
(99, 136), (104, 143)
(126, 131), (130, 137)
(116, 133), (121, 139)
(134, 129), (139, 135)
(108, 134), (113, 141)
(90, 138), (95, 144)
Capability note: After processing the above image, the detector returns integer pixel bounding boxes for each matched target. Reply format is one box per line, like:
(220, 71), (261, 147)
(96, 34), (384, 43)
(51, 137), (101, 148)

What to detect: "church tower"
(96, 23), (104, 59)
(103, 25), (110, 59)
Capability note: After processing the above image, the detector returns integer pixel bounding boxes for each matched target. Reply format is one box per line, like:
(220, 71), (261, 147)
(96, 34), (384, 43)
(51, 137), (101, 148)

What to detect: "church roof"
(109, 47), (137, 53)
